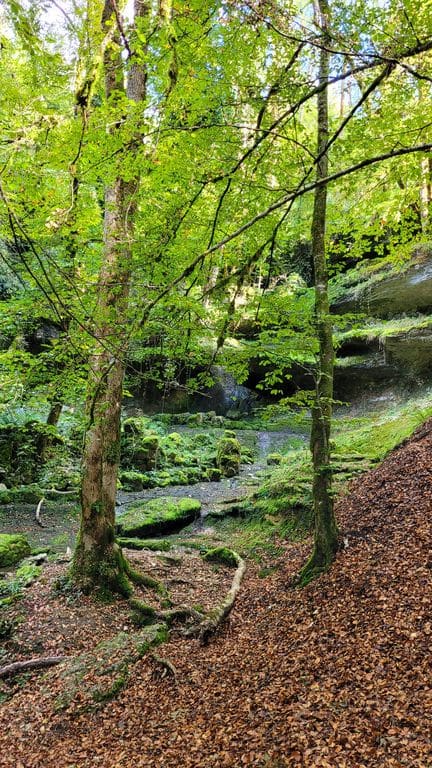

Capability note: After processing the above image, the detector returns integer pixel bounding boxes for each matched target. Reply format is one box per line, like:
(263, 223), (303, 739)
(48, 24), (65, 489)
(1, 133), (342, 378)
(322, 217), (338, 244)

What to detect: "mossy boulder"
(0, 533), (32, 567)
(203, 546), (239, 567)
(216, 433), (241, 478)
(267, 453), (283, 466)
(119, 470), (147, 491)
(206, 467), (222, 481)
(133, 436), (161, 471)
(117, 496), (201, 537)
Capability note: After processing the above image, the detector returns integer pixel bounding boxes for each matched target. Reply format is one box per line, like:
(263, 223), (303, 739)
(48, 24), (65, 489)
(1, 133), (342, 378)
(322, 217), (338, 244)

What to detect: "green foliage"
(0, 419), (63, 485)
(0, 560), (41, 607)
(333, 392), (432, 462)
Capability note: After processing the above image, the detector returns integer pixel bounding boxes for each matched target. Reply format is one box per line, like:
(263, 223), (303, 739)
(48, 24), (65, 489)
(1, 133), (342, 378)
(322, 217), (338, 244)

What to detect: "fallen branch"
(0, 656), (67, 679)
(199, 552), (246, 645)
(41, 489), (78, 495)
(35, 497), (45, 527)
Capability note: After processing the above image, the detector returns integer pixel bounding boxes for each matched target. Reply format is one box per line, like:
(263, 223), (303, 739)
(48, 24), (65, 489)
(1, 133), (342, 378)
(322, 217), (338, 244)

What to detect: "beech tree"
(71, 0), (151, 594)
(298, 0), (338, 583)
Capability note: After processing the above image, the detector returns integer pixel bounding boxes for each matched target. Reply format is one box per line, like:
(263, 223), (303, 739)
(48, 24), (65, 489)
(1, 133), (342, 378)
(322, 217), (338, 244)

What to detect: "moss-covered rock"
(267, 453), (283, 465)
(216, 433), (241, 478)
(203, 546), (239, 567)
(206, 467), (222, 481)
(118, 470), (147, 491)
(0, 533), (32, 567)
(117, 496), (201, 538)
(133, 436), (161, 471)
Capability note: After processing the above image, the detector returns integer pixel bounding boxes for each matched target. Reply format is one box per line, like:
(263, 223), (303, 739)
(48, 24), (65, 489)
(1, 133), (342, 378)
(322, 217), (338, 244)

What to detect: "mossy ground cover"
(333, 390), (432, 461)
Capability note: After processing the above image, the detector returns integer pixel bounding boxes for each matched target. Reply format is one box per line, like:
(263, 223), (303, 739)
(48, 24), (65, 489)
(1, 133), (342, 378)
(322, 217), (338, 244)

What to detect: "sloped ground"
(0, 421), (431, 767)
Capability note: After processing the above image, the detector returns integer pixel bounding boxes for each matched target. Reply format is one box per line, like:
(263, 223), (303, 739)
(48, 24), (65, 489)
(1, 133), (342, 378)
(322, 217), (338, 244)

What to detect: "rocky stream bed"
(0, 428), (305, 557)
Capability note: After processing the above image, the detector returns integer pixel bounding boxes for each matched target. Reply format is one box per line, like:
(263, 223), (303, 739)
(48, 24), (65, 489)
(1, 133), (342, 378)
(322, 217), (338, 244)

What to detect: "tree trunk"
(300, 0), (338, 584)
(72, 0), (148, 595)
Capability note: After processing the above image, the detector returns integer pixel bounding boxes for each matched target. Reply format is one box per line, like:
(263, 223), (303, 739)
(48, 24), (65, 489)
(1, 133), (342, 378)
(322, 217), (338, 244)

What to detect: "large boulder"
(117, 496), (201, 537)
(0, 533), (31, 568)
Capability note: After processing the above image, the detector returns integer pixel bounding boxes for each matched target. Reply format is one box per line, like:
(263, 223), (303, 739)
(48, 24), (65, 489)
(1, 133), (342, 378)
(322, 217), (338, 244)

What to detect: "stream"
(0, 428), (307, 554)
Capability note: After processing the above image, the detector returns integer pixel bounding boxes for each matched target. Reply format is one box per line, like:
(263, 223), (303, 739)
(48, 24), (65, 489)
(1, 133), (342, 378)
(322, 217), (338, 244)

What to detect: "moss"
(56, 626), (169, 711)
(206, 467), (222, 481)
(134, 623), (169, 652)
(118, 537), (172, 552)
(70, 542), (133, 598)
(267, 453), (283, 465)
(119, 470), (147, 491)
(92, 672), (127, 703)
(203, 546), (239, 568)
(129, 598), (158, 626)
(0, 534), (31, 567)
(333, 392), (432, 462)
(166, 432), (184, 445)
(104, 439), (120, 465)
(216, 435), (241, 478)
(0, 485), (45, 504)
(117, 496), (201, 538)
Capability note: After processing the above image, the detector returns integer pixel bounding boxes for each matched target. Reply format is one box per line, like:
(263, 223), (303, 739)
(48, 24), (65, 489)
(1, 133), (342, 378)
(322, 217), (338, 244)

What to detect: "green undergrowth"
(0, 560), (42, 607)
(333, 390), (432, 461)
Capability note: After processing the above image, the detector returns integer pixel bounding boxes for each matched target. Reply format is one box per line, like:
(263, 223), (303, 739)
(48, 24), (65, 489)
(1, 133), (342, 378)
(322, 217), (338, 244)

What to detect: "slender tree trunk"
(420, 155), (432, 232)
(300, 0), (338, 584)
(72, 0), (148, 595)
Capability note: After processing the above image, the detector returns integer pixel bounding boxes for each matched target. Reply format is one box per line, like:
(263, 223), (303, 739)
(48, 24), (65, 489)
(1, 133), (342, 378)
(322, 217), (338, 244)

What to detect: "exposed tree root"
(129, 597), (201, 627)
(123, 555), (169, 599)
(128, 547), (245, 644)
(150, 652), (177, 680)
(198, 551), (246, 644)
(0, 656), (67, 679)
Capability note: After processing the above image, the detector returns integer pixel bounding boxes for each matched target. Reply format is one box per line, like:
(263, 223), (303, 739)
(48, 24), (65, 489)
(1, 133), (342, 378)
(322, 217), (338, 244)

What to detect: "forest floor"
(0, 419), (431, 767)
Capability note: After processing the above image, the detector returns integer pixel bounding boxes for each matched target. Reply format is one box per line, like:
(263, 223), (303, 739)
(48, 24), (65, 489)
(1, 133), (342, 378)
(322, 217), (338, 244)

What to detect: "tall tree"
(71, 0), (149, 595)
(300, 0), (338, 583)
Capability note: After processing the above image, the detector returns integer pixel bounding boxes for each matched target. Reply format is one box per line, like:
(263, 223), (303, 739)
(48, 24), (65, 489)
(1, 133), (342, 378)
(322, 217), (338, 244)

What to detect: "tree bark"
(300, 0), (338, 584)
(72, 0), (148, 595)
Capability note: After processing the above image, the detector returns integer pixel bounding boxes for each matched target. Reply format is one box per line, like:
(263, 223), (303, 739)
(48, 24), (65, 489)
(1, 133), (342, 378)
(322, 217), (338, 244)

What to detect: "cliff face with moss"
(331, 243), (432, 398)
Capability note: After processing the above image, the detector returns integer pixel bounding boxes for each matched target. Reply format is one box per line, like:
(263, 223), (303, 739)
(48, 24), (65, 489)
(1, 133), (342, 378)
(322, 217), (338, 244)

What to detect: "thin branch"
(137, 140), (432, 327)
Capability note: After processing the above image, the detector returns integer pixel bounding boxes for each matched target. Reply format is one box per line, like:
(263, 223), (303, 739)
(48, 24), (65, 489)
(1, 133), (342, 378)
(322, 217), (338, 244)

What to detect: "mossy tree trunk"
(300, 0), (338, 584)
(72, 0), (148, 595)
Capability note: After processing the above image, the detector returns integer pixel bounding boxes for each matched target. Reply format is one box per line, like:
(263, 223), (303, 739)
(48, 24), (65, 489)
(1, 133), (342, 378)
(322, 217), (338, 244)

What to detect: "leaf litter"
(0, 420), (431, 767)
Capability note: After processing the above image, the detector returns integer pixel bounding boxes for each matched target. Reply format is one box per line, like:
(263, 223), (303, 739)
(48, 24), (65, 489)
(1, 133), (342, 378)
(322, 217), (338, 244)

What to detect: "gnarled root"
(150, 652), (177, 680)
(0, 656), (67, 679)
(129, 597), (202, 627)
(198, 551), (246, 644)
